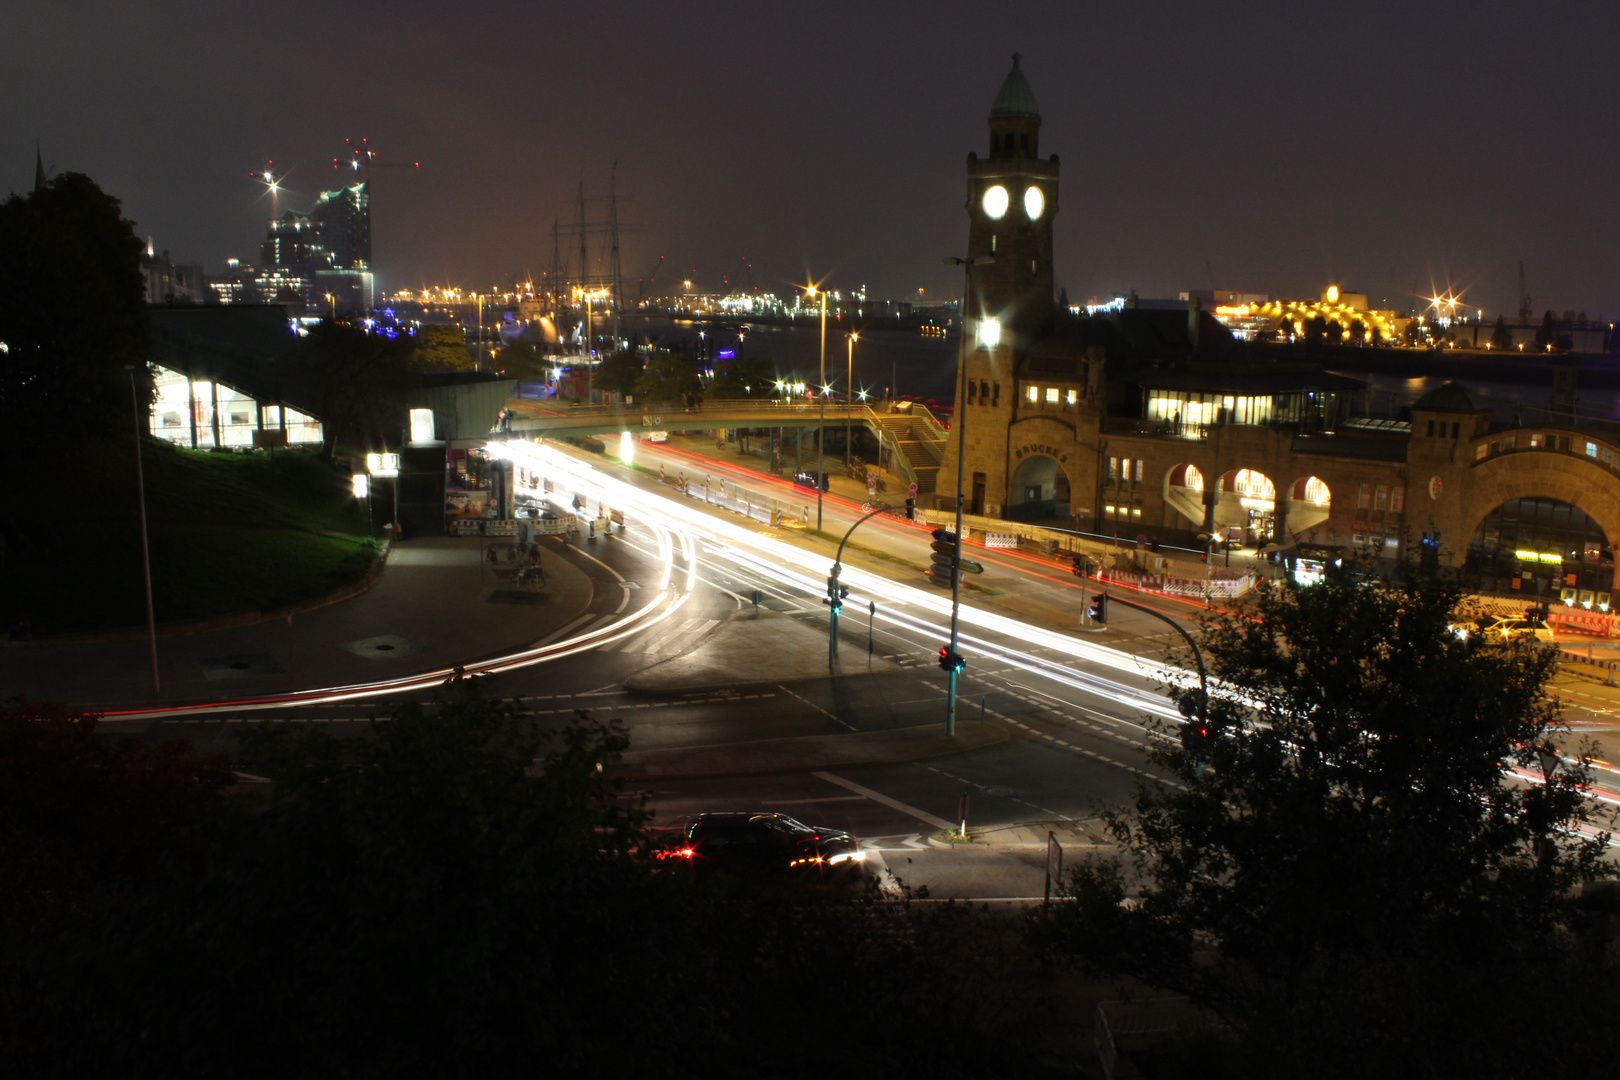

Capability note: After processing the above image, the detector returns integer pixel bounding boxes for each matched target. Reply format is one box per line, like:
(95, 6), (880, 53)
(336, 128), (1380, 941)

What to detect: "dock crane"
(636, 255), (666, 305)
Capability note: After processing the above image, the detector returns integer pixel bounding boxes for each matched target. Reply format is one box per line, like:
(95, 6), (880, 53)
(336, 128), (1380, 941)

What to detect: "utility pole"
(125, 366), (160, 694)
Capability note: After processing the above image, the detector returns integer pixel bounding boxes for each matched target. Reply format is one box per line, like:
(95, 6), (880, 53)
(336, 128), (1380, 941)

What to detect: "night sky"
(6, 1), (1618, 316)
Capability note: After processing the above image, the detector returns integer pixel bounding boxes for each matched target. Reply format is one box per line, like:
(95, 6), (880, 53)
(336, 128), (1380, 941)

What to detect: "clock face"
(981, 184), (1009, 220)
(1024, 185), (1044, 220)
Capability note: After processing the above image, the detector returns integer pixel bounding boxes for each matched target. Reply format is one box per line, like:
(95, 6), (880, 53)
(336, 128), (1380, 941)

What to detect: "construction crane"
(636, 255), (666, 305)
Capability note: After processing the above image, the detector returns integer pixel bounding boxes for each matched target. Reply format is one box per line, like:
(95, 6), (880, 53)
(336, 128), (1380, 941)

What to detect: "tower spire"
(33, 146), (47, 194)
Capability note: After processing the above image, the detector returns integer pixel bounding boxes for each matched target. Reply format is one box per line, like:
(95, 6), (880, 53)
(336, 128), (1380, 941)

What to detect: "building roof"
(1291, 431), (1409, 462)
(990, 54), (1041, 119)
(1119, 364), (1365, 396)
(1411, 380), (1487, 413)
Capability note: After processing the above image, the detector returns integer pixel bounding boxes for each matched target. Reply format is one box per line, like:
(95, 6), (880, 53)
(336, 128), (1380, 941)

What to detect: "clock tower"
(938, 54), (1063, 516)
(965, 53), (1058, 349)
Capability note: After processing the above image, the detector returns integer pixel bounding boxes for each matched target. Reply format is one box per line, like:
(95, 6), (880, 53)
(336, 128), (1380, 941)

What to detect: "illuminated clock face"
(1024, 185), (1044, 220)
(981, 184), (1009, 220)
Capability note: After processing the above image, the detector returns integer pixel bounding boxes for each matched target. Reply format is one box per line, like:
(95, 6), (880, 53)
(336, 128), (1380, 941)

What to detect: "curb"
(3, 536), (393, 649)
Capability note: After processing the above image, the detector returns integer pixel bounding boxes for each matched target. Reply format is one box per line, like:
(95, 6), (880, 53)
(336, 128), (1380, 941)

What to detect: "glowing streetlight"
(845, 331), (859, 468)
(804, 280), (829, 532)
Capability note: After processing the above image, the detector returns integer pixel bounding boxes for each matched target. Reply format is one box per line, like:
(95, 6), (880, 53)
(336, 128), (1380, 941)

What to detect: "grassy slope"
(4, 443), (378, 636)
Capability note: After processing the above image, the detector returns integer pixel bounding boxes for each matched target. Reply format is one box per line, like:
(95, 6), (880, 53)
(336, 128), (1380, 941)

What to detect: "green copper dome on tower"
(989, 53), (1040, 119)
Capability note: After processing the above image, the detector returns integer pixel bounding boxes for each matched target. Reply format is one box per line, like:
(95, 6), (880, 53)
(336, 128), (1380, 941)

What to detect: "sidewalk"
(0, 536), (595, 708)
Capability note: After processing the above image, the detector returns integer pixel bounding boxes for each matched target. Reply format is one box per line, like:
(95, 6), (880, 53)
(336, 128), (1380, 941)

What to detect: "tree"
(0, 173), (151, 551)
(707, 355), (776, 399)
(593, 347), (644, 398)
(1491, 314), (1514, 350)
(633, 350), (700, 403)
(1037, 567), (1613, 1075)
(408, 324), (475, 371)
(282, 320), (413, 459)
(1537, 309), (1557, 347)
(0, 173), (150, 452)
(491, 342), (548, 381)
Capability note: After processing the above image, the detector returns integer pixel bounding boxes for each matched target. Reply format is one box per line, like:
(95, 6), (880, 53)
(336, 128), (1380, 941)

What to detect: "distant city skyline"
(6, 0), (1618, 317)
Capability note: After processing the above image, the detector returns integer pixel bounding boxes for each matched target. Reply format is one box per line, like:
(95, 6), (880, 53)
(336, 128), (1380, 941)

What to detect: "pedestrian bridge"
(502, 398), (951, 493)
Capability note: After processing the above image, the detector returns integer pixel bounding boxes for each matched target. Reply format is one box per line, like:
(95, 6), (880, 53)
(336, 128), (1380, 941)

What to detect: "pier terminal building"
(937, 56), (1620, 603)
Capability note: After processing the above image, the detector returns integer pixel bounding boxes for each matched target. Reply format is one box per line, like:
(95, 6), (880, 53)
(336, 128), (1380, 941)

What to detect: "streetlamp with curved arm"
(941, 254), (994, 735)
(825, 503), (892, 671)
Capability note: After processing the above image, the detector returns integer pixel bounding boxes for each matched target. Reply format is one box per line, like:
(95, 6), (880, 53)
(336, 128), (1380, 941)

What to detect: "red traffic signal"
(1088, 593), (1108, 623)
(938, 646), (965, 673)
(1071, 557), (1090, 579)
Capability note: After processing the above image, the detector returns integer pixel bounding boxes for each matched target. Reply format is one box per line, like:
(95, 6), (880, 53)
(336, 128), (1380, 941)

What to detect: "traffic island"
(623, 609), (900, 694)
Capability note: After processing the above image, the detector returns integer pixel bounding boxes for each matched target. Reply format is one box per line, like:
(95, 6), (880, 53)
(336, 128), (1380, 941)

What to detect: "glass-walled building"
(148, 364), (322, 449)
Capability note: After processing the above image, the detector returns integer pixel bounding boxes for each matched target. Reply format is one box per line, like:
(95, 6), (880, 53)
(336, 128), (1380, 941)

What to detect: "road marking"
(760, 795), (868, 805)
(779, 684), (853, 731)
(812, 771), (955, 832)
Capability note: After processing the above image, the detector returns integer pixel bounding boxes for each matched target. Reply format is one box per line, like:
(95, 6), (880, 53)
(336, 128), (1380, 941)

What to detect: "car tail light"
(656, 846), (695, 860)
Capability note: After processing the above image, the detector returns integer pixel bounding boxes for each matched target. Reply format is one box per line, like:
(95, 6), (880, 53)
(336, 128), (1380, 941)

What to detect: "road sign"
(907, 482), (918, 499)
(959, 558), (984, 575)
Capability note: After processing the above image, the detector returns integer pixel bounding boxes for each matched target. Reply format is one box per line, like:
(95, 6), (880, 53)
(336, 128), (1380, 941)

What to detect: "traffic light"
(824, 575), (848, 616)
(1088, 593), (1108, 623)
(1071, 556), (1090, 579)
(938, 646), (965, 673)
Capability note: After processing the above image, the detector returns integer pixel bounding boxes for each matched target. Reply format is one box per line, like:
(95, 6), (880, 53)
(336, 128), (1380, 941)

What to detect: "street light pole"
(942, 255), (992, 736)
(124, 365), (160, 695)
(845, 332), (857, 469)
(808, 284), (827, 532)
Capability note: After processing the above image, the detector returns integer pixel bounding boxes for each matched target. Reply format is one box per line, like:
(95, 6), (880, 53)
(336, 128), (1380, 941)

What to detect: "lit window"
(1045, 387), (1059, 404)
(1604, 449), (1614, 466)
(980, 319), (1001, 347)
(1375, 486), (1389, 511)
(1587, 442), (1599, 458)
(1530, 433), (1543, 448)
(1131, 507), (1142, 520)
(1475, 443), (1488, 460)
(1104, 504), (1116, 518)
(1134, 459), (1144, 483)
(1027, 385), (1039, 403)
(1108, 457), (1118, 482)
(1066, 389), (1077, 406)
(1181, 465), (1205, 493)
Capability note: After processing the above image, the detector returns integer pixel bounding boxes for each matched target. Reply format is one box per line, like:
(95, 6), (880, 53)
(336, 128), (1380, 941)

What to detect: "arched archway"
(1007, 455), (1070, 522)
(1285, 475), (1331, 538)
(1164, 463), (1206, 528)
(1466, 497), (1614, 602)
(1215, 468), (1276, 545)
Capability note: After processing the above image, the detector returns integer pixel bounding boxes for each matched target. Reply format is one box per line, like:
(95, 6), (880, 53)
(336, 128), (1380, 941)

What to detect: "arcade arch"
(1466, 497), (1614, 602)
(1285, 475), (1331, 538)
(1008, 454), (1071, 522)
(1215, 468), (1276, 545)
(1164, 463), (1206, 527)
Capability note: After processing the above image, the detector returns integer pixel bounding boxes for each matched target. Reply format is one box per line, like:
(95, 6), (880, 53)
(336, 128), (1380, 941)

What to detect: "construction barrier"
(1556, 645), (1620, 686)
(1548, 610), (1620, 638)
(1099, 568), (1258, 601)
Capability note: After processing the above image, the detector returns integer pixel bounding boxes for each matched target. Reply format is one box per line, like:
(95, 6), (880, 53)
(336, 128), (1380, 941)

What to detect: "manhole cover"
(980, 785), (1017, 799)
(198, 653), (284, 680)
(343, 635), (417, 661)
